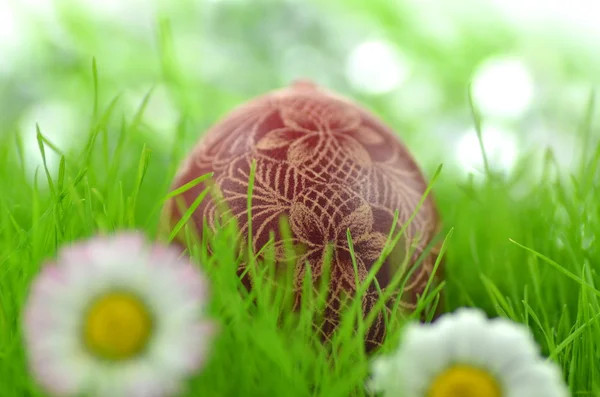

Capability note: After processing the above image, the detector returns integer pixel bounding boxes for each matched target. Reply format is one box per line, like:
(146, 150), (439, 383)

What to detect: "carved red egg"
(163, 81), (441, 351)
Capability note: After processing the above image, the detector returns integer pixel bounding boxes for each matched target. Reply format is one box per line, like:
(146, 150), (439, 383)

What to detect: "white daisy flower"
(23, 232), (217, 397)
(369, 307), (569, 397)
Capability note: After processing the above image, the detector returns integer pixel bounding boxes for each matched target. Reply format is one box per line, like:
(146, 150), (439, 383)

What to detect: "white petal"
(370, 355), (405, 395)
(151, 320), (214, 375)
(394, 326), (452, 388)
(112, 361), (180, 397)
(505, 361), (569, 397)
(369, 324), (451, 397)
(481, 320), (540, 376)
(430, 308), (491, 362)
(29, 346), (95, 397)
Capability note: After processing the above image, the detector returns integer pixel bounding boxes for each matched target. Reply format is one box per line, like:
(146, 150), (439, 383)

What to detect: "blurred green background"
(1, 0), (599, 194)
(2, 2), (600, 394)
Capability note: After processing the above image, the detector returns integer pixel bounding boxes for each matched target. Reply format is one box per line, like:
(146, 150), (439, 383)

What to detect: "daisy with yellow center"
(369, 308), (569, 397)
(23, 232), (216, 397)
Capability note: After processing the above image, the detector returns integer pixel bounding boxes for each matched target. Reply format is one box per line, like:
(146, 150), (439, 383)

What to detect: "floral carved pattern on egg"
(164, 81), (442, 351)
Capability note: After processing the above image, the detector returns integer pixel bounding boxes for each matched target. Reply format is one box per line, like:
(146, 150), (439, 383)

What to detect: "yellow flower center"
(427, 365), (502, 397)
(83, 291), (153, 361)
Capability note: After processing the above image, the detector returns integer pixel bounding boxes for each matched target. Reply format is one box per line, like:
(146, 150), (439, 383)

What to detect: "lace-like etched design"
(165, 81), (441, 351)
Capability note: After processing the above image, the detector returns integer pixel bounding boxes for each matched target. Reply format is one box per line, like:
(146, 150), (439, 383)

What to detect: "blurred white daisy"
(369, 307), (569, 397)
(23, 232), (216, 397)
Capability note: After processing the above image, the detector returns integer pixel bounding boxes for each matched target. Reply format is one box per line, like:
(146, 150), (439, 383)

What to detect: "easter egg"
(162, 81), (441, 351)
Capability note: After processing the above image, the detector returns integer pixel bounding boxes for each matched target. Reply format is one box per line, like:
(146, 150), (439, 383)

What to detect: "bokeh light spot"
(472, 57), (534, 119)
(456, 124), (518, 173)
(20, 101), (81, 178)
(345, 40), (410, 95)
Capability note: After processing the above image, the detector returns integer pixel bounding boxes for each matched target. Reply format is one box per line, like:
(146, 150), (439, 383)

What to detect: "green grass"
(1, 61), (599, 397)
